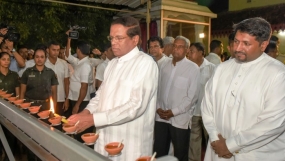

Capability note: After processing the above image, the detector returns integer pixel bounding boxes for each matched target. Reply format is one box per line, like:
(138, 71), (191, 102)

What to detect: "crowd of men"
(0, 16), (284, 161)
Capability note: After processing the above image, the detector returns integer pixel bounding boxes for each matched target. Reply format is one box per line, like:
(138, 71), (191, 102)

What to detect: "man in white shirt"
(65, 39), (95, 142)
(205, 40), (223, 65)
(147, 36), (170, 68)
(45, 41), (70, 116)
(153, 36), (200, 161)
(163, 36), (174, 58)
(67, 17), (158, 161)
(202, 17), (285, 161)
(95, 43), (115, 89)
(187, 42), (215, 161)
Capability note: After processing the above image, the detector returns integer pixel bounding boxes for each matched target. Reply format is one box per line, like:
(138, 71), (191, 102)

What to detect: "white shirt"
(95, 58), (109, 81)
(85, 47), (158, 161)
(18, 59), (35, 77)
(157, 55), (171, 69)
(193, 59), (215, 116)
(205, 52), (222, 65)
(156, 57), (200, 129)
(66, 54), (103, 94)
(68, 56), (92, 101)
(202, 53), (285, 161)
(45, 58), (69, 102)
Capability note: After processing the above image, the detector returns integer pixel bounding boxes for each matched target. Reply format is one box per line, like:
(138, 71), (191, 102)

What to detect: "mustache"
(235, 51), (246, 55)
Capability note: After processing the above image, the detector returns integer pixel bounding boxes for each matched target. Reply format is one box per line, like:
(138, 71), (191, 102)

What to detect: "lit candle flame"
(49, 97), (55, 113)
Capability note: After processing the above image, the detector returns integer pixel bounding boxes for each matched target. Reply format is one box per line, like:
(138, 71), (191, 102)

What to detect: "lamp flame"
(49, 97), (55, 113)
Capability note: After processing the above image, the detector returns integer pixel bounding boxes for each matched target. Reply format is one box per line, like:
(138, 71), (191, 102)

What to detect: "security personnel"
(20, 47), (58, 111)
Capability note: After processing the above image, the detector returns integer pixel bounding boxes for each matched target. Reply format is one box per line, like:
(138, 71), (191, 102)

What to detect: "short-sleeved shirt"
(0, 70), (20, 96)
(21, 65), (59, 100)
(45, 58), (69, 102)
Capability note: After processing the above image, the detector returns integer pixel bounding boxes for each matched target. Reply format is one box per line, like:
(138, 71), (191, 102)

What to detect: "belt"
(25, 98), (49, 103)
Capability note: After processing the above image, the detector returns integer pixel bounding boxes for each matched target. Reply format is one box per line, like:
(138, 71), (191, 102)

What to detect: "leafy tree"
(0, 0), (116, 50)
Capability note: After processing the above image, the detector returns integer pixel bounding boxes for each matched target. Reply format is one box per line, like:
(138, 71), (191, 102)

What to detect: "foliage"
(0, 0), (116, 50)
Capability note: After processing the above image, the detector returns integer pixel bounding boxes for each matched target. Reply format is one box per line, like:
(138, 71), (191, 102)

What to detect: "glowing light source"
(199, 33), (205, 38)
(278, 30), (285, 36)
(49, 97), (55, 113)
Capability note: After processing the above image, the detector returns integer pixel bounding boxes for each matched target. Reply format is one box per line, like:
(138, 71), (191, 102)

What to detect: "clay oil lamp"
(81, 132), (99, 145)
(48, 116), (62, 126)
(7, 96), (17, 102)
(136, 152), (156, 161)
(37, 110), (50, 119)
(12, 99), (25, 105)
(2, 93), (13, 99)
(104, 140), (124, 156)
(28, 105), (41, 114)
(0, 90), (7, 96)
(19, 102), (32, 109)
(62, 123), (77, 134)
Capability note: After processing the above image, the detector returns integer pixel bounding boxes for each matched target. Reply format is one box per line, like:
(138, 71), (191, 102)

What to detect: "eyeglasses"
(107, 36), (127, 42)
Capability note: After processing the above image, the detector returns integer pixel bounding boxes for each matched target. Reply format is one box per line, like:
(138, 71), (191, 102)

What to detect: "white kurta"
(85, 47), (158, 161)
(202, 53), (285, 161)
(205, 53), (222, 65)
(156, 57), (200, 129)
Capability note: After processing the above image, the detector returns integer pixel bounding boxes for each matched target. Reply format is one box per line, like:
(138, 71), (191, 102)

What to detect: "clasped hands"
(157, 108), (174, 120)
(211, 134), (233, 159)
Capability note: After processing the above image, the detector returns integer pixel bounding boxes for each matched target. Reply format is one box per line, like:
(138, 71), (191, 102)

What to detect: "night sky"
(197, 0), (229, 13)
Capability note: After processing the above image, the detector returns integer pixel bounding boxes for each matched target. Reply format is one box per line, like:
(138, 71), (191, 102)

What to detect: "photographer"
(0, 25), (25, 72)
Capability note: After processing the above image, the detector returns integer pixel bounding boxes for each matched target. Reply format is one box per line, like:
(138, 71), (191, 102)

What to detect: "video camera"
(68, 25), (87, 39)
(0, 23), (20, 42)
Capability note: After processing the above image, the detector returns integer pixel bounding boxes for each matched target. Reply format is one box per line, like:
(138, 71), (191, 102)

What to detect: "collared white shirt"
(45, 58), (69, 102)
(202, 53), (285, 161)
(157, 54), (171, 69)
(95, 58), (109, 81)
(85, 47), (158, 161)
(68, 56), (92, 101)
(193, 59), (216, 116)
(205, 52), (222, 65)
(156, 57), (200, 129)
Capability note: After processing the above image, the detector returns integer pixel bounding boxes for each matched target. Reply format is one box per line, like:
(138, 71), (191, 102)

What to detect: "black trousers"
(153, 121), (190, 161)
(68, 100), (95, 143)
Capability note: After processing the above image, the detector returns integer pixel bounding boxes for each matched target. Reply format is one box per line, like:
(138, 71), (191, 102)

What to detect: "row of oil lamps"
(0, 90), (156, 160)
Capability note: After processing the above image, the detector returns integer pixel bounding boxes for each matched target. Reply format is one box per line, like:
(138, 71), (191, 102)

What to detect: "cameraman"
(0, 27), (25, 72)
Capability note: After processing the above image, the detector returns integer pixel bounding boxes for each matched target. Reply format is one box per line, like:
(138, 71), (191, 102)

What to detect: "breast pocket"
(114, 80), (132, 101)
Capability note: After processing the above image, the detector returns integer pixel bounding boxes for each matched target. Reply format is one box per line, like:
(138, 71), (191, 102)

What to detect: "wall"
(229, 0), (284, 11)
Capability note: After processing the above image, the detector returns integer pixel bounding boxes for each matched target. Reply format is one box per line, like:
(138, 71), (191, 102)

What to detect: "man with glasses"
(67, 17), (158, 161)
(153, 36), (200, 161)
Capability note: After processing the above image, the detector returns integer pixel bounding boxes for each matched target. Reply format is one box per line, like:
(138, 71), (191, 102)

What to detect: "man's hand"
(156, 108), (165, 119)
(72, 104), (80, 114)
(161, 109), (174, 120)
(211, 134), (233, 157)
(0, 28), (8, 36)
(92, 48), (101, 55)
(68, 111), (94, 133)
(63, 99), (69, 112)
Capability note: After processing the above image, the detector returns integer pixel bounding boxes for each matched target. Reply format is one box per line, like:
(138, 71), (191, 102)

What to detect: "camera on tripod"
(68, 25), (87, 39)
(0, 23), (20, 42)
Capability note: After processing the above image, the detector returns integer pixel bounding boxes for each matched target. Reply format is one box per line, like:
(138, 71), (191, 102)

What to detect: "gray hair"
(163, 36), (174, 45)
(175, 36), (190, 48)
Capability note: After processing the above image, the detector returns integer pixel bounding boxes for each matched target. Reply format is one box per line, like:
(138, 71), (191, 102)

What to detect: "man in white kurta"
(201, 17), (285, 161)
(67, 17), (158, 161)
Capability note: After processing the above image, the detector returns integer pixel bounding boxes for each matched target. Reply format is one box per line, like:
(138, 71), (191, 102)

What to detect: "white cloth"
(156, 57), (200, 129)
(45, 58), (69, 102)
(85, 47), (158, 161)
(157, 55), (171, 69)
(202, 53), (285, 161)
(205, 52), (222, 65)
(68, 56), (92, 101)
(193, 59), (216, 116)
(95, 58), (109, 81)
(18, 59), (35, 77)
(66, 54), (102, 94)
